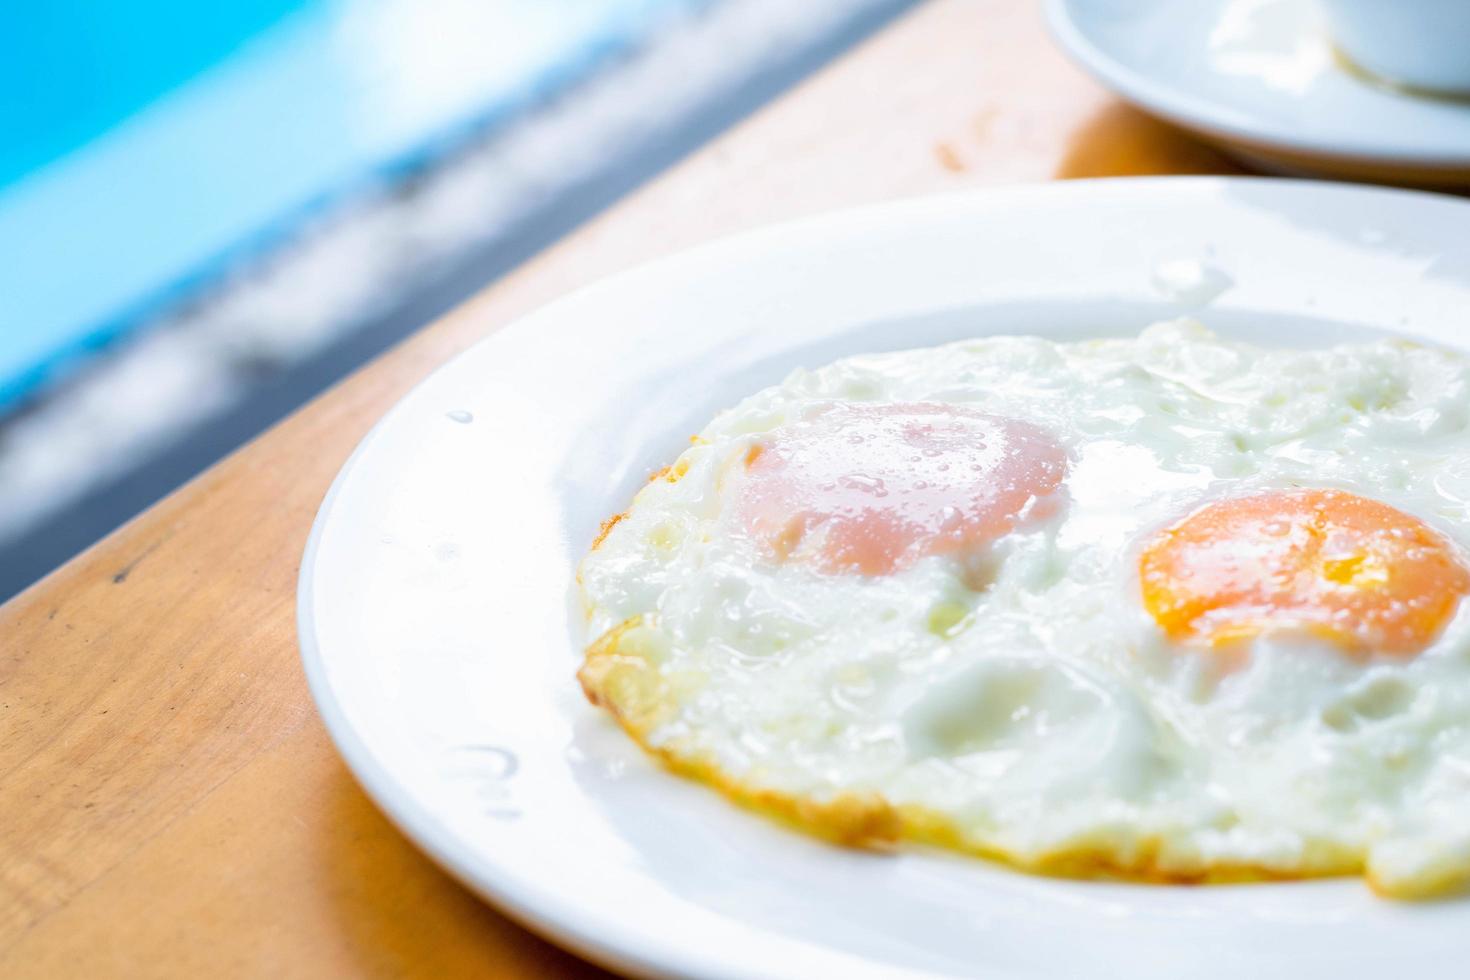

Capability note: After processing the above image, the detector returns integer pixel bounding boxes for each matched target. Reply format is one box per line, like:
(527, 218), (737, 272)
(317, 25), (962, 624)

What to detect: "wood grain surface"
(0, 1), (1242, 975)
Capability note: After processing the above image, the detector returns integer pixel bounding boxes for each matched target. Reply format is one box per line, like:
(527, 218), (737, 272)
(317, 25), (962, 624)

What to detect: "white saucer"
(1046, 0), (1470, 185)
(300, 179), (1470, 979)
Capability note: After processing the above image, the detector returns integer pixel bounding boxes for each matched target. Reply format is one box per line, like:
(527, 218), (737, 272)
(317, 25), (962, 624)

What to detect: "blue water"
(0, 0), (702, 411)
(0, 2), (306, 186)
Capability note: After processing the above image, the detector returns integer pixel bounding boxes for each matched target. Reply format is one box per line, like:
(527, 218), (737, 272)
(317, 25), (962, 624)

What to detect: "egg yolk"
(737, 403), (1067, 575)
(1140, 488), (1470, 656)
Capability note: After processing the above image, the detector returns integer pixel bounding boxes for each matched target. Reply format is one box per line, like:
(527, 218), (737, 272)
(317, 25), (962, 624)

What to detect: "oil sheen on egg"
(576, 320), (1470, 898)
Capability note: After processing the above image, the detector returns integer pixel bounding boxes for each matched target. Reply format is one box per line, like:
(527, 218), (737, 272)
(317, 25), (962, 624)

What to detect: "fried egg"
(576, 320), (1470, 898)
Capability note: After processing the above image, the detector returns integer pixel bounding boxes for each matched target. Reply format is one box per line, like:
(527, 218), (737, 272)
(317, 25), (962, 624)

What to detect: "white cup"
(1321, 0), (1470, 95)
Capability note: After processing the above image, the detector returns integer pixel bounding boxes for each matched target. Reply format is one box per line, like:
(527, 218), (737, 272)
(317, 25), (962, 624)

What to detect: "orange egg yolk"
(736, 403), (1067, 575)
(1140, 488), (1470, 656)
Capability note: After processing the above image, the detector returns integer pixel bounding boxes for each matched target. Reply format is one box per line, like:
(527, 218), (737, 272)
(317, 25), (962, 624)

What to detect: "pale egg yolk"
(737, 403), (1067, 575)
(1140, 488), (1470, 656)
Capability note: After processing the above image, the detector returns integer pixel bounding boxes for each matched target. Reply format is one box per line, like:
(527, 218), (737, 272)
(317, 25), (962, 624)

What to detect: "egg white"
(577, 320), (1470, 896)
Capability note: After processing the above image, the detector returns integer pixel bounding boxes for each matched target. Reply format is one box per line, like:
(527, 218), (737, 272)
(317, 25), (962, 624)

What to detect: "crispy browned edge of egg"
(574, 441), (1453, 899)
(578, 618), (1373, 889)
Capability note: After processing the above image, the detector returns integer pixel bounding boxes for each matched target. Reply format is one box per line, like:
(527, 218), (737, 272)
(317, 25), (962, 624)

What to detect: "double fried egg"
(576, 320), (1470, 897)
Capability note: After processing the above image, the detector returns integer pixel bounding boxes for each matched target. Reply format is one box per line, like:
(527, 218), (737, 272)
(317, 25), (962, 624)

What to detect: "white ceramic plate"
(1046, 0), (1470, 185)
(300, 178), (1470, 979)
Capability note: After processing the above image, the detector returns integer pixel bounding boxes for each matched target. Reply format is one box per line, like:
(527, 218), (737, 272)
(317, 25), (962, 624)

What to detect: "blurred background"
(0, 0), (916, 601)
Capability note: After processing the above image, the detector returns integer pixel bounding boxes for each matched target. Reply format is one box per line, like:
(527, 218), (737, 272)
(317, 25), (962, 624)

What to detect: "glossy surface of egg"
(577, 321), (1470, 897)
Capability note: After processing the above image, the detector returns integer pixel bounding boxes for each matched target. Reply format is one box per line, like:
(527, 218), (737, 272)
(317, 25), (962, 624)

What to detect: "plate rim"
(298, 175), (1470, 979)
(1044, 0), (1470, 169)
(298, 426), (685, 979)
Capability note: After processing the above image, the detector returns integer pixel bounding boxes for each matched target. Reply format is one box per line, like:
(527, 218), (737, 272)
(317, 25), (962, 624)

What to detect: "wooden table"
(0, 1), (1243, 974)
